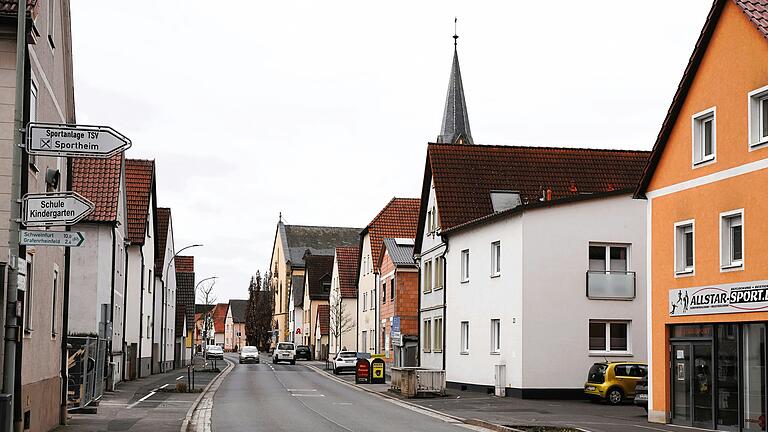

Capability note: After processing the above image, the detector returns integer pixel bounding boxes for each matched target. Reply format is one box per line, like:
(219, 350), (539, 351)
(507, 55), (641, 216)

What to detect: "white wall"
(444, 214), (524, 388)
(357, 235), (376, 352)
(521, 195), (647, 389)
(419, 180), (447, 370)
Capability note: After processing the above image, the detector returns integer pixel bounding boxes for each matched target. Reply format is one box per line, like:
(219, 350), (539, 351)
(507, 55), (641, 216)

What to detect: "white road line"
(126, 391), (157, 409)
(176, 375), (184, 381)
(292, 394), (325, 397)
(159, 384), (169, 389)
(286, 389), (316, 392)
(332, 402), (352, 405)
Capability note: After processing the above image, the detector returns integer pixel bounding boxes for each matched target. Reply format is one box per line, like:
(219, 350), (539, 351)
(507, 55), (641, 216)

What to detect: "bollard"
(192, 367), (195, 390)
(187, 365), (191, 392)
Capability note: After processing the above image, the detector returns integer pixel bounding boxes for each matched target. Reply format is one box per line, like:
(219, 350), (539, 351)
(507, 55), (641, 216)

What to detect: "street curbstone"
(180, 358), (234, 432)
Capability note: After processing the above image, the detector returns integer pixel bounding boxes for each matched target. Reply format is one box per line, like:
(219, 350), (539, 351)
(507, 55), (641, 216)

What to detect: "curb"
(179, 359), (234, 432)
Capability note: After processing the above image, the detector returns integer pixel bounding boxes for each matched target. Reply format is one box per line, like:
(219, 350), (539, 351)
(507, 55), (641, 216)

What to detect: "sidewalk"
(308, 362), (682, 432)
(56, 357), (221, 432)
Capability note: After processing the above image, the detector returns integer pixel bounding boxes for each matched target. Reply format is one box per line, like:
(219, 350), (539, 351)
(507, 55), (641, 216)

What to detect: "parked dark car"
(295, 345), (312, 361)
(634, 376), (648, 411)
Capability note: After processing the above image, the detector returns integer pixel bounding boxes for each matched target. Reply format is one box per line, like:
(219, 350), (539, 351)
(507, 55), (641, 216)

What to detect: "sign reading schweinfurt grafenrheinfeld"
(669, 280), (768, 316)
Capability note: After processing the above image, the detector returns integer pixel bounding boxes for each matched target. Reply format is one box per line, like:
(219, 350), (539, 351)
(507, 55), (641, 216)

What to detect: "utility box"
(494, 364), (507, 397)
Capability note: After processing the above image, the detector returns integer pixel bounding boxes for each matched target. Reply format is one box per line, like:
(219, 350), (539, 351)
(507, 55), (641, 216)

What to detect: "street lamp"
(160, 243), (203, 372)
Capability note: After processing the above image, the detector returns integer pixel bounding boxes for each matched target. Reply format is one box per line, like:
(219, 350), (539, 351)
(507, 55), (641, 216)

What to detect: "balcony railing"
(586, 270), (636, 300)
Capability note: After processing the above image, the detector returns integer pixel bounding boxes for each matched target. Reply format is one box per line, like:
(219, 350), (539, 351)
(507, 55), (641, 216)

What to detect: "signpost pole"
(3, 4), (25, 432)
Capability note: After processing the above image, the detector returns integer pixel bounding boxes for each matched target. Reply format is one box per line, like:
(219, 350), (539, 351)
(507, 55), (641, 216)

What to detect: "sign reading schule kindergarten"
(22, 192), (95, 227)
(669, 280), (768, 316)
(27, 122), (132, 158)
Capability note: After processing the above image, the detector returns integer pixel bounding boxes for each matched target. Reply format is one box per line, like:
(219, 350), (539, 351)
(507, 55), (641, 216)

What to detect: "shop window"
(675, 221), (695, 275)
(720, 210), (743, 270)
(589, 320), (629, 354)
(742, 324), (766, 431)
(692, 107), (716, 166)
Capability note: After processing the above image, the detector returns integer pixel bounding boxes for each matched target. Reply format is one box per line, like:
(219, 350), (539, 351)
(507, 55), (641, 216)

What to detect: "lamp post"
(195, 276), (218, 360)
(159, 244), (202, 372)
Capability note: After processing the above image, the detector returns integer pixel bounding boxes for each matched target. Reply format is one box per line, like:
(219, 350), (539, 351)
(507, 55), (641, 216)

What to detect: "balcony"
(586, 271), (636, 300)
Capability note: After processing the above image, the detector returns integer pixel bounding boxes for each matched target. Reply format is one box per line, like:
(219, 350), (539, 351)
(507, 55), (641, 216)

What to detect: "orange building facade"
(638, 1), (768, 429)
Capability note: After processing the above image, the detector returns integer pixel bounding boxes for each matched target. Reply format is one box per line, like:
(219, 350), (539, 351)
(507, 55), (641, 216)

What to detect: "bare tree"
(329, 291), (354, 354)
(197, 279), (217, 358)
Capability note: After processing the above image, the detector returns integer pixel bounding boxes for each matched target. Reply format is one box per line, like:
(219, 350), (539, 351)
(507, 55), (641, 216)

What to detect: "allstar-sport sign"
(26, 122), (132, 158)
(22, 192), (95, 227)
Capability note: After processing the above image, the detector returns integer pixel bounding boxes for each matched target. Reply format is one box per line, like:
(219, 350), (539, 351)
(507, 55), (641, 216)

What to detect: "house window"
(362, 292), (367, 311)
(433, 316), (443, 353)
(23, 254), (34, 333)
(47, 0), (56, 49)
(423, 259), (432, 293)
(148, 269), (152, 292)
(28, 80), (38, 169)
(434, 257), (443, 290)
(370, 290), (374, 308)
(490, 241), (501, 276)
(588, 244), (628, 272)
(427, 209), (433, 234)
(51, 269), (58, 336)
(362, 330), (367, 352)
(460, 250), (470, 282)
(381, 282), (386, 303)
(390, 279), (395, 301)
(369, 329), (374, 350)
(147, 316), (151, 338)
(491, 319), (500, 353)
(675, 221), (695, 275)
(748, 84), (768, 147)
(692, 107), (716, 166)
(460, 321), (470, 354)
(322, 281), (330, 293)
(589, 320), (630, 353)
(422, 320), (431, 352)
(721, 210), (744, 270)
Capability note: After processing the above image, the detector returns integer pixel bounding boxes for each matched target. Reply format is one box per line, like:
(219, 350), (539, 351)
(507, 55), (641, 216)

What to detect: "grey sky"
(69, 1), (712, 302)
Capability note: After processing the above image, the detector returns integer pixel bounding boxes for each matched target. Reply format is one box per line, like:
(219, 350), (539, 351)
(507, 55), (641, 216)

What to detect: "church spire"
(437, 18), (473, 145)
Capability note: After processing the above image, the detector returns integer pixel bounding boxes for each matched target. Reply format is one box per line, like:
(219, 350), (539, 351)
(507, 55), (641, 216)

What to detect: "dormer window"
(692, 107), (716, 166)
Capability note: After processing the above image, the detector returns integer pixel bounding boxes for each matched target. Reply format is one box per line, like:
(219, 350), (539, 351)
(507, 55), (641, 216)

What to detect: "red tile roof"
(175, 256), (194, 273)
(317, 304), (329, 336)
(72, 154), (122, 223)
(211, 303), (228, 334)
(637, 0), (768, 195)
(125, 159), (155, 245)
(364, 198), (420, 274)
(735, 0), (768, 38)
(335, 246), (359, 298)
(155, 207), (171, 276)
(424, 143), (649, 231)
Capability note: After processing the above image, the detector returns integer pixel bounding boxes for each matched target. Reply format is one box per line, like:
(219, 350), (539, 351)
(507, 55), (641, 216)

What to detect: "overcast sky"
(69, 1), (712, 302)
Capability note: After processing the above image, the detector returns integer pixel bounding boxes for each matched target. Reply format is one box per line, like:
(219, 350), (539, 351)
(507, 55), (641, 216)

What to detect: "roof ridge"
(429, 142), (652, 153)
(285, 224), (361, 230)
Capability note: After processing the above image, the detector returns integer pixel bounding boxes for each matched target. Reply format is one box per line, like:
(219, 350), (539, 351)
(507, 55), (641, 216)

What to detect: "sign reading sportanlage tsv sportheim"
(26, 122), (131, 158)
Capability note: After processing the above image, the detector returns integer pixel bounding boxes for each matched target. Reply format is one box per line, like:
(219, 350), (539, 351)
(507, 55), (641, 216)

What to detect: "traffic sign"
(26, 122), (131, 158)
(22, 192), (95, 227)
(20, 230), (85, 247)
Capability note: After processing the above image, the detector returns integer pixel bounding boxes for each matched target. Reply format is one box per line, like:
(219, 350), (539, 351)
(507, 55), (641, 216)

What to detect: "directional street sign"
(20, 230), (85, 247)
(22, 192), (95, 227)
(26, 122), (132, 158)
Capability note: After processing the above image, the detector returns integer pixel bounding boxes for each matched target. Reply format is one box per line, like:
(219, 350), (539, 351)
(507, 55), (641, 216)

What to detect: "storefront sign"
(669, 280), (768, 316)
(370, 358), (385, 384)
(355, 358), (370, 384)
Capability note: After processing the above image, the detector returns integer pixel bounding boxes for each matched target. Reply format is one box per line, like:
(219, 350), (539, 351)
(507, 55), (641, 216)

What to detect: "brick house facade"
(379, 238), (419, 367)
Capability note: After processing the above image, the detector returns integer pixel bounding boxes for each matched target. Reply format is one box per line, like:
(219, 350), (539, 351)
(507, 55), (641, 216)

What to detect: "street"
(211, 354), (478, 432)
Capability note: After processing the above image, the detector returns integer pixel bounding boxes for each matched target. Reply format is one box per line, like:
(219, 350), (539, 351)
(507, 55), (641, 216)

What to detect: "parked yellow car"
(584, 362), (647, 405)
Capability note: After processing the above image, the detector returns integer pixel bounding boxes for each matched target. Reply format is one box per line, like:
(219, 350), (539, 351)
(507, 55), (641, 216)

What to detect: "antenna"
(453, 17), (459, 47)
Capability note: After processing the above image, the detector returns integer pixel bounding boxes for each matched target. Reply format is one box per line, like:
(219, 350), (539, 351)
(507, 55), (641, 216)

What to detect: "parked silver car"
(205, 345), (224, 360)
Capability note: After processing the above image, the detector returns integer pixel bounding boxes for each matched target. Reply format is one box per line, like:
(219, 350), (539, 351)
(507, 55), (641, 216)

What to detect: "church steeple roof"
(437, 26), (473, 145)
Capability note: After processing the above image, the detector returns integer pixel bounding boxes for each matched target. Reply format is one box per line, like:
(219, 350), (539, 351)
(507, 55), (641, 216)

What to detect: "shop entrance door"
(672, 342), (714, 429)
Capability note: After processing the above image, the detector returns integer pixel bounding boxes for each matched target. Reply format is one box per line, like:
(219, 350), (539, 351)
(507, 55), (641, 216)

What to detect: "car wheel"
(607, 388), (624, 405)
(333, 368), (339, 375)
(290, 360), (295, 365)
(239, 360), (243, 364)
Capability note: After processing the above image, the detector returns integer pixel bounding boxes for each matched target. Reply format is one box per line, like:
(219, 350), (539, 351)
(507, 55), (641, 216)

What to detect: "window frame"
(23, 253), (34, 335)
(422, 259), (432, 293)
(362, 292), (367, 311)
(422, 319), (432, 352)
(434, 257), (443, 290)
(748, 84), (768, 149)
(433, 316), (443, 353)
(460, 249), (470, 283)
(720, 209), (744, 272)
(490, 241), (501, 277)
(691, 107), (717, 167)
(588, 243), (630, 272)
(51, 268), (58, 337)
(674, 220), (695, 277)
(390, 278), (395, 302)
(588, 320), (631, 355)
(490, 319), (500, 354)
(460, 321), (470, 354)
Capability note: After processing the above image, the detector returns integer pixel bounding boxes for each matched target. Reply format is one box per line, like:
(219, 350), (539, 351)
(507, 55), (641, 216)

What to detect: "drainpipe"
(151, 276), (158, 374)
(442, 236), (449, 371)
(138, 252), (145, 378)
(60, 157), (73, 424)
(108, 227), (116, 388)
(121, 242), (129, 381)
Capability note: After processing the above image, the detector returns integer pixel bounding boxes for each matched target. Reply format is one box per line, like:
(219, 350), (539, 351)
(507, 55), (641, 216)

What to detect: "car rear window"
(588, 363), (607, 384)
(339, 352), (356, 358)
(242, 347), (258, 353)
(277, 343), (294, 350)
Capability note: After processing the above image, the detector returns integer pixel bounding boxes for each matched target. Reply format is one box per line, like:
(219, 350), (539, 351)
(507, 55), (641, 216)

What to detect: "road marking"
(287, 389), (316, 392)
(159, 384), (169, 389)
(126, 391), (156, 409)
(292, 394), (325, 397)
(332, 402), (352, 405)
(176, 375), (184, 381)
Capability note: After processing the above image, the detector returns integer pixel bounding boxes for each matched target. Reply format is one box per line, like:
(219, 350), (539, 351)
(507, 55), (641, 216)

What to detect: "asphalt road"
(211, 353), (481, 432)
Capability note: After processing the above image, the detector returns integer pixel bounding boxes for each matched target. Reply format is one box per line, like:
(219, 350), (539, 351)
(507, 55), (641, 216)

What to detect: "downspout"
(415, 254), (421, 367)
(138, 251), (145, 378)
(151, 277), (158, 374)
(108, 227), (116, 388)
(374, 272), (380, 354)
(121, 243), (128, 381)
(442, 236), (449, 371)
(60, 157), (73, 424)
